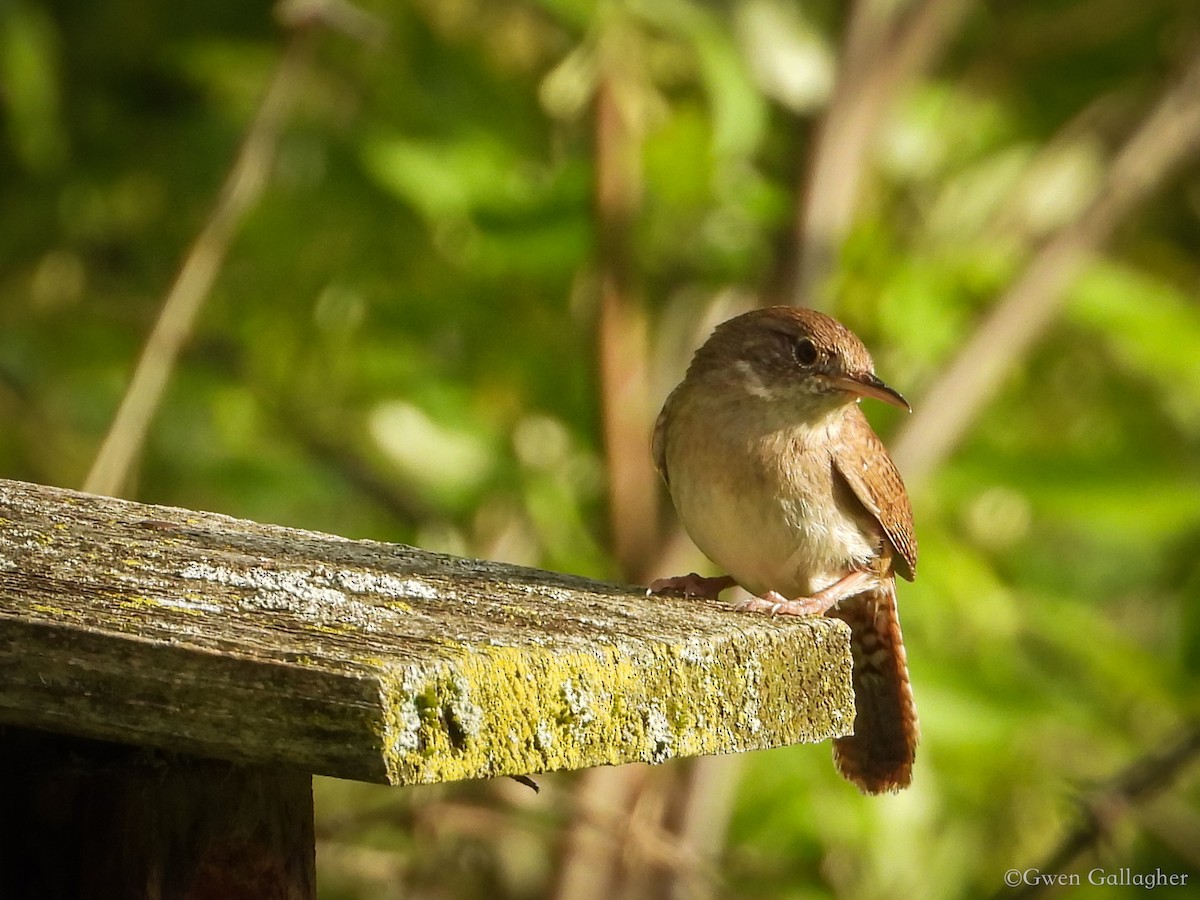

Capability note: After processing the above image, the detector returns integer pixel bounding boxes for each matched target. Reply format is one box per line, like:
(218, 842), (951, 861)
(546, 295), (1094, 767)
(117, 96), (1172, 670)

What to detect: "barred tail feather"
(827, 582), (919, 794)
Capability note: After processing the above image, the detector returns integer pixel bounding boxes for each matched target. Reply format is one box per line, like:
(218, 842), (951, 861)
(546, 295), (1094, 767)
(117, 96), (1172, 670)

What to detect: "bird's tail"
(827, 581), (919, 793)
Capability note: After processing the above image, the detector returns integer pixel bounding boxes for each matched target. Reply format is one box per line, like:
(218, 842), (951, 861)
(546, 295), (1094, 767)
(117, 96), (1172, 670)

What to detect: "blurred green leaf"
(1071, 261), (1200, 426)
(0, 2), (66, 170)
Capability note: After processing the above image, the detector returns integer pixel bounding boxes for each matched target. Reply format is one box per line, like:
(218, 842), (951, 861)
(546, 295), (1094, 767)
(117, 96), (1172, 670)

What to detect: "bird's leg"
(647, 573), (737, 599)
(734, 569), (875, 617)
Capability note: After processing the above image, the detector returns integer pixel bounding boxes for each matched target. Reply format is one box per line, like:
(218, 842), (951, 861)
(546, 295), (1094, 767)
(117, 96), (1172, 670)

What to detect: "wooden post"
(0, 726), (314, 899)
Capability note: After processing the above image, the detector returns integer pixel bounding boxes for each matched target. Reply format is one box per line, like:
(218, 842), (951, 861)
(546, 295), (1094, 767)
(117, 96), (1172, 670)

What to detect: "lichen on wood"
(0, 478), (854, 785)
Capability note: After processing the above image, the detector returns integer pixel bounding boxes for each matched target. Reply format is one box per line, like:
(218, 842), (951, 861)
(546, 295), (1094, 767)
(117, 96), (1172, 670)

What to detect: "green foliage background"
(3, 1), (1200, 897)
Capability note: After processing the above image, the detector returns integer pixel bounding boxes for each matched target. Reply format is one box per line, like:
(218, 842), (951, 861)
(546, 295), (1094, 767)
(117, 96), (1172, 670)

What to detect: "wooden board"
(0, 478), (853, 785)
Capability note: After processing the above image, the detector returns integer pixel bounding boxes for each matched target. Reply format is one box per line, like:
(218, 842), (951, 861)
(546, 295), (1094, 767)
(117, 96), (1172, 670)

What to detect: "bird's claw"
(647, 573), (735, 599)
(734, 592), (787, 616)
(735, 590), (832, 618)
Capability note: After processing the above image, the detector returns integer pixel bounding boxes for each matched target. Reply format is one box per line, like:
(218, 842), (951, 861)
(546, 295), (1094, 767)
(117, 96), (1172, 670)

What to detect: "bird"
(650, 306), (918, 793)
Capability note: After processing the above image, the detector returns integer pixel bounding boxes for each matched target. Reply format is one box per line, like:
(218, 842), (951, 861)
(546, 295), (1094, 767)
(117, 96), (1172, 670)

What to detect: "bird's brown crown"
(687, 306), (876, 393)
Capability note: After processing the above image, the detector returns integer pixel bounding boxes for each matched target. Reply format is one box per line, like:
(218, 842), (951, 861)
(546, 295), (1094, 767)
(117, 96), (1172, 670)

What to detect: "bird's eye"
(793, 338), (819, 366)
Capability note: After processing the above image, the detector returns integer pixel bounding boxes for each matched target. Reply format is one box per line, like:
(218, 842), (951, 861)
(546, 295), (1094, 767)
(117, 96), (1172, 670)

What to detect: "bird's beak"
(831, 372), (911, 411)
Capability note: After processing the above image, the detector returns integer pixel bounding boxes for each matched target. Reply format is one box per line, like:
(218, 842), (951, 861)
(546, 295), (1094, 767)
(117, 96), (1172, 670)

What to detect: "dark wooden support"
(0, 726), (314, 900)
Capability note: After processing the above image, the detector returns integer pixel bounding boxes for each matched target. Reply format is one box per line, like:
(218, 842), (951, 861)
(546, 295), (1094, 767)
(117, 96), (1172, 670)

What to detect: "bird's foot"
(735, 570), (876, 617)
(647, 573), (737, 599)
(734, 590), (837, 617)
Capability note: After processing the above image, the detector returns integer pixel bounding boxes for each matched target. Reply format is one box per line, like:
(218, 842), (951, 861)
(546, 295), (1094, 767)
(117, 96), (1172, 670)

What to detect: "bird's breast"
(665, 408), (877, 598)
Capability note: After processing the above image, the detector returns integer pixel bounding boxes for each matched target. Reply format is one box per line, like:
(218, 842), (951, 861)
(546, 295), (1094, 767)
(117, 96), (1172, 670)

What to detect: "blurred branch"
(553, 766), (640, 900)
(602, 776), (722, 894)
(269, 401), (431, 527)
(189, 337), (430, 528)
(892, 45), (1200, 489)
(594, 65), (659, 582)
(553, 26), (689, 899)
(1141, 793), (1200, 869)
(777, 0), (971, 309)
(999, 723), (1200, 900)
(552, 40), (670, 899)
(656, 755), (743, 900)
(556, 766), (654, 900)
(82, 0), (380, 498)
(553, 765), (722, 900)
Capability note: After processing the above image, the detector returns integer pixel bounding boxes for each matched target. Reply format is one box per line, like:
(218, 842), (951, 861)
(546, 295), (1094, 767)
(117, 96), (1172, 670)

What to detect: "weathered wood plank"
(0, 478), (854, 785)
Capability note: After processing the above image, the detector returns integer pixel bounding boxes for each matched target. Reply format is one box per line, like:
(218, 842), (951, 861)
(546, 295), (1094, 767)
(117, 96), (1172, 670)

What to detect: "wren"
(651, 306), (918, 793)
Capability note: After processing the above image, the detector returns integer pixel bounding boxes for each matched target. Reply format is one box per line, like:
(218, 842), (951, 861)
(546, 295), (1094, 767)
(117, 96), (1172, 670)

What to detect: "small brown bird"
(650, 306), (918, 793)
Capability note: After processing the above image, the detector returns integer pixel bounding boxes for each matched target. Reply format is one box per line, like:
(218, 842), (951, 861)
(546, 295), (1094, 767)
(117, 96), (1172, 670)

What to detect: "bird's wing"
(833, 408), (918, 581)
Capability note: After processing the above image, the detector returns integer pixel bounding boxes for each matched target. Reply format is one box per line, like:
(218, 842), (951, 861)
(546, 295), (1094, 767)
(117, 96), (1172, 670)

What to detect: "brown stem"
(594, 73), (659, 581)
(82, 0), (382, 498)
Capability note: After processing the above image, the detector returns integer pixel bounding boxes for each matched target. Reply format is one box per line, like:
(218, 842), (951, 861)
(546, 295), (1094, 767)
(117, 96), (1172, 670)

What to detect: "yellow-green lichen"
(30, 602), (76, 620)
(118, 596), (162, 611)
(375, 622), (853, 786)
